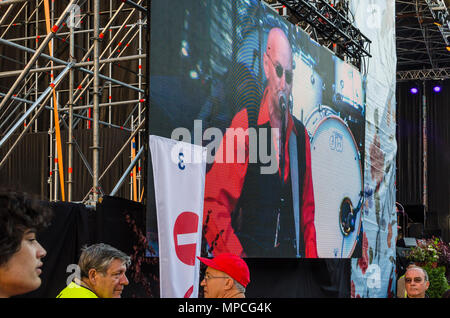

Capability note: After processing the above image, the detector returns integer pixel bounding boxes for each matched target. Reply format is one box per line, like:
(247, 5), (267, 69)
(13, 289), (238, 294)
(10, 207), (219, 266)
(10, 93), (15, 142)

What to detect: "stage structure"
(397, 67), (450, 81)
(264, 0), (372, 71)
(148, 0), (369, 259)
(0, 0), (399, 298)
(266, 0), (398, 297)
(0, 0), (149, 204)
(397, 0), (450, 71)
(424, 0), (450, 47)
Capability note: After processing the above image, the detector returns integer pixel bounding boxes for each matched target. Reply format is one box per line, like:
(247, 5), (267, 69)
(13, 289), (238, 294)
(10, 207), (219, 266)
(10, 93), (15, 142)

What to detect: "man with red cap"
(197, 253), (250, 298)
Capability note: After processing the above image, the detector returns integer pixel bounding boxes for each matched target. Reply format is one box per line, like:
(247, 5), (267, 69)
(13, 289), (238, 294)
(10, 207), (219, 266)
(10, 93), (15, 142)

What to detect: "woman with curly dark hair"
(0, 189), (53, 298)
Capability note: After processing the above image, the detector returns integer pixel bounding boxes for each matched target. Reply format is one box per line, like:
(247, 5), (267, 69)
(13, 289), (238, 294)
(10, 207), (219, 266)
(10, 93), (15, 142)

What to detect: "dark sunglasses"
(266, 52), (293, 84)
(405, 277), (424, 283)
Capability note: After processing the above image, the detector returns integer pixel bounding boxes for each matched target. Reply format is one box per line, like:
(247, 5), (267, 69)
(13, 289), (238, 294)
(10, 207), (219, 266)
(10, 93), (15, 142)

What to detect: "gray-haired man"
(405, 265), (430, 298)
(57, 243), (131, 298)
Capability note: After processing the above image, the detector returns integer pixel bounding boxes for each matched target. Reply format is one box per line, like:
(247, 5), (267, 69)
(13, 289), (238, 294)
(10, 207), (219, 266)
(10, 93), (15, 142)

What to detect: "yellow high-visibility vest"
(56, 281), (98, 298)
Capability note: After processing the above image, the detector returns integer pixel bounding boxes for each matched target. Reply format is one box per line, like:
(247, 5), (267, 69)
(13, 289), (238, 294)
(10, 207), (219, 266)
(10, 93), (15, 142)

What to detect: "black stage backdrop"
(0, 128), (133, 201)
(15, 196), (350, 298)
(396, 80), (450, 241)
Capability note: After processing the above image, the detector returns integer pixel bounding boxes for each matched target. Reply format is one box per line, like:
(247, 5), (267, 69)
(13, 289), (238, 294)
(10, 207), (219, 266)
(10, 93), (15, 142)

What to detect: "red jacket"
(203, 88), (318, 258)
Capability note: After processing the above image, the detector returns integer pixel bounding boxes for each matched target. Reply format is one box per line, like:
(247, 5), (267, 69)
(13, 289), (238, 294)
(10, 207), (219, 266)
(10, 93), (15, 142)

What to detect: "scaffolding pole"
(0, 0), (148, 204)
(68, 22), (75, 202)
(0, 0), (77, 110)
(110, 146), (144, 196)
(0, 0), (28, 6)
(0, 38), (145, 94)
(0, 54), (146, 78)
(90, 0), (100, 203)
(0, 63), (74, 168)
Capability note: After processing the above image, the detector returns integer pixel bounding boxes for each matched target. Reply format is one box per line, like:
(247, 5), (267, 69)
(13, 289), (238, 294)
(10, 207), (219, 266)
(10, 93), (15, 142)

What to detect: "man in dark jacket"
(203, 27), (317, 258)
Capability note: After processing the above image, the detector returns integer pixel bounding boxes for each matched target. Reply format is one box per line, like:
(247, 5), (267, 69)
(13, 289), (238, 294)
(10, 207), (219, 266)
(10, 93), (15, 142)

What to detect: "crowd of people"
(2, 188), (447, 299)
(0, 189), (250, 299)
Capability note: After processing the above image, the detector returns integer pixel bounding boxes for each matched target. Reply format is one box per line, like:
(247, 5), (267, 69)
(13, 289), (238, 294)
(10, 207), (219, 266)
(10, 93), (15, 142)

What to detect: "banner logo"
(173, 212), (199, 266)
(178, 152), (186, 170)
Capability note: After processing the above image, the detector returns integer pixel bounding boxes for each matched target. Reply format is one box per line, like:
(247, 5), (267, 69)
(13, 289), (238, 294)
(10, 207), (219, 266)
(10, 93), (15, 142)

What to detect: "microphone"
(278, 91), (287, 186)
(278, 91), (287, 112)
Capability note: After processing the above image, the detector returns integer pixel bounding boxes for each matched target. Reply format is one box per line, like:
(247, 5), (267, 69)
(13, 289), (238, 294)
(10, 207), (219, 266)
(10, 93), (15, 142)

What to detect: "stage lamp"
(433, 85), (442, 93)
(410, 87), (419, 94)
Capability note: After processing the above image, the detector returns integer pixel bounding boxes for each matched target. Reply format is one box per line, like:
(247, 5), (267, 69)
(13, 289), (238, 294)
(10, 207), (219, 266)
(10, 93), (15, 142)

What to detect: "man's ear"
(425, 281), (430, 290)
(88, 268), (97, 284)
(224, 277), (234, 291)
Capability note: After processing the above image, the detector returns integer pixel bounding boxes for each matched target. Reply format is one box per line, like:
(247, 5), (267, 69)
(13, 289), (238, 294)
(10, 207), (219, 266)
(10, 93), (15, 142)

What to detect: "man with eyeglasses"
(404, 266), (430, 298)
(198, 253), (250, 298)
(203, 27), (317, 258)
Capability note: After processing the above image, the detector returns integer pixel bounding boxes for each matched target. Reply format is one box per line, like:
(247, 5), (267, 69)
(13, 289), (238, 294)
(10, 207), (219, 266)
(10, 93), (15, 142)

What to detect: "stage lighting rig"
(425, 0), (450, 46)
(263, 0), (371, 70)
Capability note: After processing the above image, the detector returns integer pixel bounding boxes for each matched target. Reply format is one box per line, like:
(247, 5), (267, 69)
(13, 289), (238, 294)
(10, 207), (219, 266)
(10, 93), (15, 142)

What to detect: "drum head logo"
(329, 131), (343, 152)
(173, 212), (199, 266)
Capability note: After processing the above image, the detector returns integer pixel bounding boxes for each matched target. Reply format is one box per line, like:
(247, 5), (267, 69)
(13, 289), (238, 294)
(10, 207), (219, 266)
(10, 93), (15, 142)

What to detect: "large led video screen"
(148, 0), (365, 258)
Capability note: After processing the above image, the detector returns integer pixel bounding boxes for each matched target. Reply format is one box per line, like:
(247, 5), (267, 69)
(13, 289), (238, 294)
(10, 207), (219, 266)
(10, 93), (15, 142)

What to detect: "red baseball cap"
(197, 253), (250, 288)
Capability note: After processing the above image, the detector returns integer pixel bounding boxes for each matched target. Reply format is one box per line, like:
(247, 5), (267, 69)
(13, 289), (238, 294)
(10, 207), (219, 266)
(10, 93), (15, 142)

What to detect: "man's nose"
(37, 241), (47, 259)
(279, 73), (287, 89)
(120, 274), (129, 285)
(200, 278), (206, 286)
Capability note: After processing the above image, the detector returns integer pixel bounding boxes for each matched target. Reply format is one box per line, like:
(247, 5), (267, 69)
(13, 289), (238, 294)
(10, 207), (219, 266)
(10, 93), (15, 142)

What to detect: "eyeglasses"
(405, 277), (424, 284)
(266, 52), (293, 84)
(203, 274), (230, 282)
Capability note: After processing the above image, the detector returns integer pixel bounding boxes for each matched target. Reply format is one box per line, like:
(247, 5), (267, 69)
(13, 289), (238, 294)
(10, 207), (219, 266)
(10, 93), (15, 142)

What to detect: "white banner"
(150, 135), (207, 298)
(349, 0), (398, 298)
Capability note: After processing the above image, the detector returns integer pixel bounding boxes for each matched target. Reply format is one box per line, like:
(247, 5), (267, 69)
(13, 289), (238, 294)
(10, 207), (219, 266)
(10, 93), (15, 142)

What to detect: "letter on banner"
(149, 135), (207, 298)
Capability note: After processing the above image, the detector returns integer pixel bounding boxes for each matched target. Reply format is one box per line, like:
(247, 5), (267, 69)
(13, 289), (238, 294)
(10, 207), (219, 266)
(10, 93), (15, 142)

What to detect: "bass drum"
(305, 106), (363, 258)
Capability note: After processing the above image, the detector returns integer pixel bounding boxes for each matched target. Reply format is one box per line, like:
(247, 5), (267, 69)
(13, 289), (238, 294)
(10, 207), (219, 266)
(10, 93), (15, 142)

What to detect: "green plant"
(407, 238), (440, 264)
(423, 264), (449, 298)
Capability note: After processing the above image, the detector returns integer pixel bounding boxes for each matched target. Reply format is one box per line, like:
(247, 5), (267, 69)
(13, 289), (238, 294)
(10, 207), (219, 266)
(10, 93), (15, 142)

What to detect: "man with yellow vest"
(57, 243), (130, 298)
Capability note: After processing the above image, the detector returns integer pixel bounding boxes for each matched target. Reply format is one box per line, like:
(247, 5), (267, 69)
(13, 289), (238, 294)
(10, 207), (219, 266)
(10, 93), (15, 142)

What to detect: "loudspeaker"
(397, 238), (417, 248)
(402, 237), (417, 247)
(404, 204), (425, 223)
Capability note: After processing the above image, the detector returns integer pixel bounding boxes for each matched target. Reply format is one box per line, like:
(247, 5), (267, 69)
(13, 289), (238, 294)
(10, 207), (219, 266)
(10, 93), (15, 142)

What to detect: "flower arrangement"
(407, 238), (440, 264)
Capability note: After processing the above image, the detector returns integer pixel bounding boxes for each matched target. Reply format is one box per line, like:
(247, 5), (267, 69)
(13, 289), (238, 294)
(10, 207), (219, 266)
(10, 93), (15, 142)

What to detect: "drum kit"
(292, 51), (365, 258)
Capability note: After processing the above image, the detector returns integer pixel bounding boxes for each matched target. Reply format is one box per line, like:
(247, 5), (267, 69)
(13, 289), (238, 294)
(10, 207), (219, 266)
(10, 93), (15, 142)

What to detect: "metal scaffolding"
(263, 0), (372, 71)
(0, 0), (148, 205)
(397, 0), (450, 71)
(397, 66), (450, 80)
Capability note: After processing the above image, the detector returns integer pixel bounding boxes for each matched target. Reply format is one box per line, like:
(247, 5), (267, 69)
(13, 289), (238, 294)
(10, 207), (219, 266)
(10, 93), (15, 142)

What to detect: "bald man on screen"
(203, 27), (318, 258)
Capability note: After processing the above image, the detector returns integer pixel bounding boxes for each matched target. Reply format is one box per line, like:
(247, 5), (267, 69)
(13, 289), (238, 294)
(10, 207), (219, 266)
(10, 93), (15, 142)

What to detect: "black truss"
(274, 0), (371, 69)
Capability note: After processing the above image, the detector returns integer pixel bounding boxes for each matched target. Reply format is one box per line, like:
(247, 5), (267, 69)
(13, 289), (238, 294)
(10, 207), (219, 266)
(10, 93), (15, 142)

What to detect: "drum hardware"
(339, 192), (364, 236)
(304, 104), (337, 139)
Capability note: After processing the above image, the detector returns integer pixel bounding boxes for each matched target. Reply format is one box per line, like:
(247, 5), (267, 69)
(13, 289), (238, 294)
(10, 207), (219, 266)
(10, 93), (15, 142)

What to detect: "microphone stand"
(274, 93), (287, 248)
(279, 93), (287, 186)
